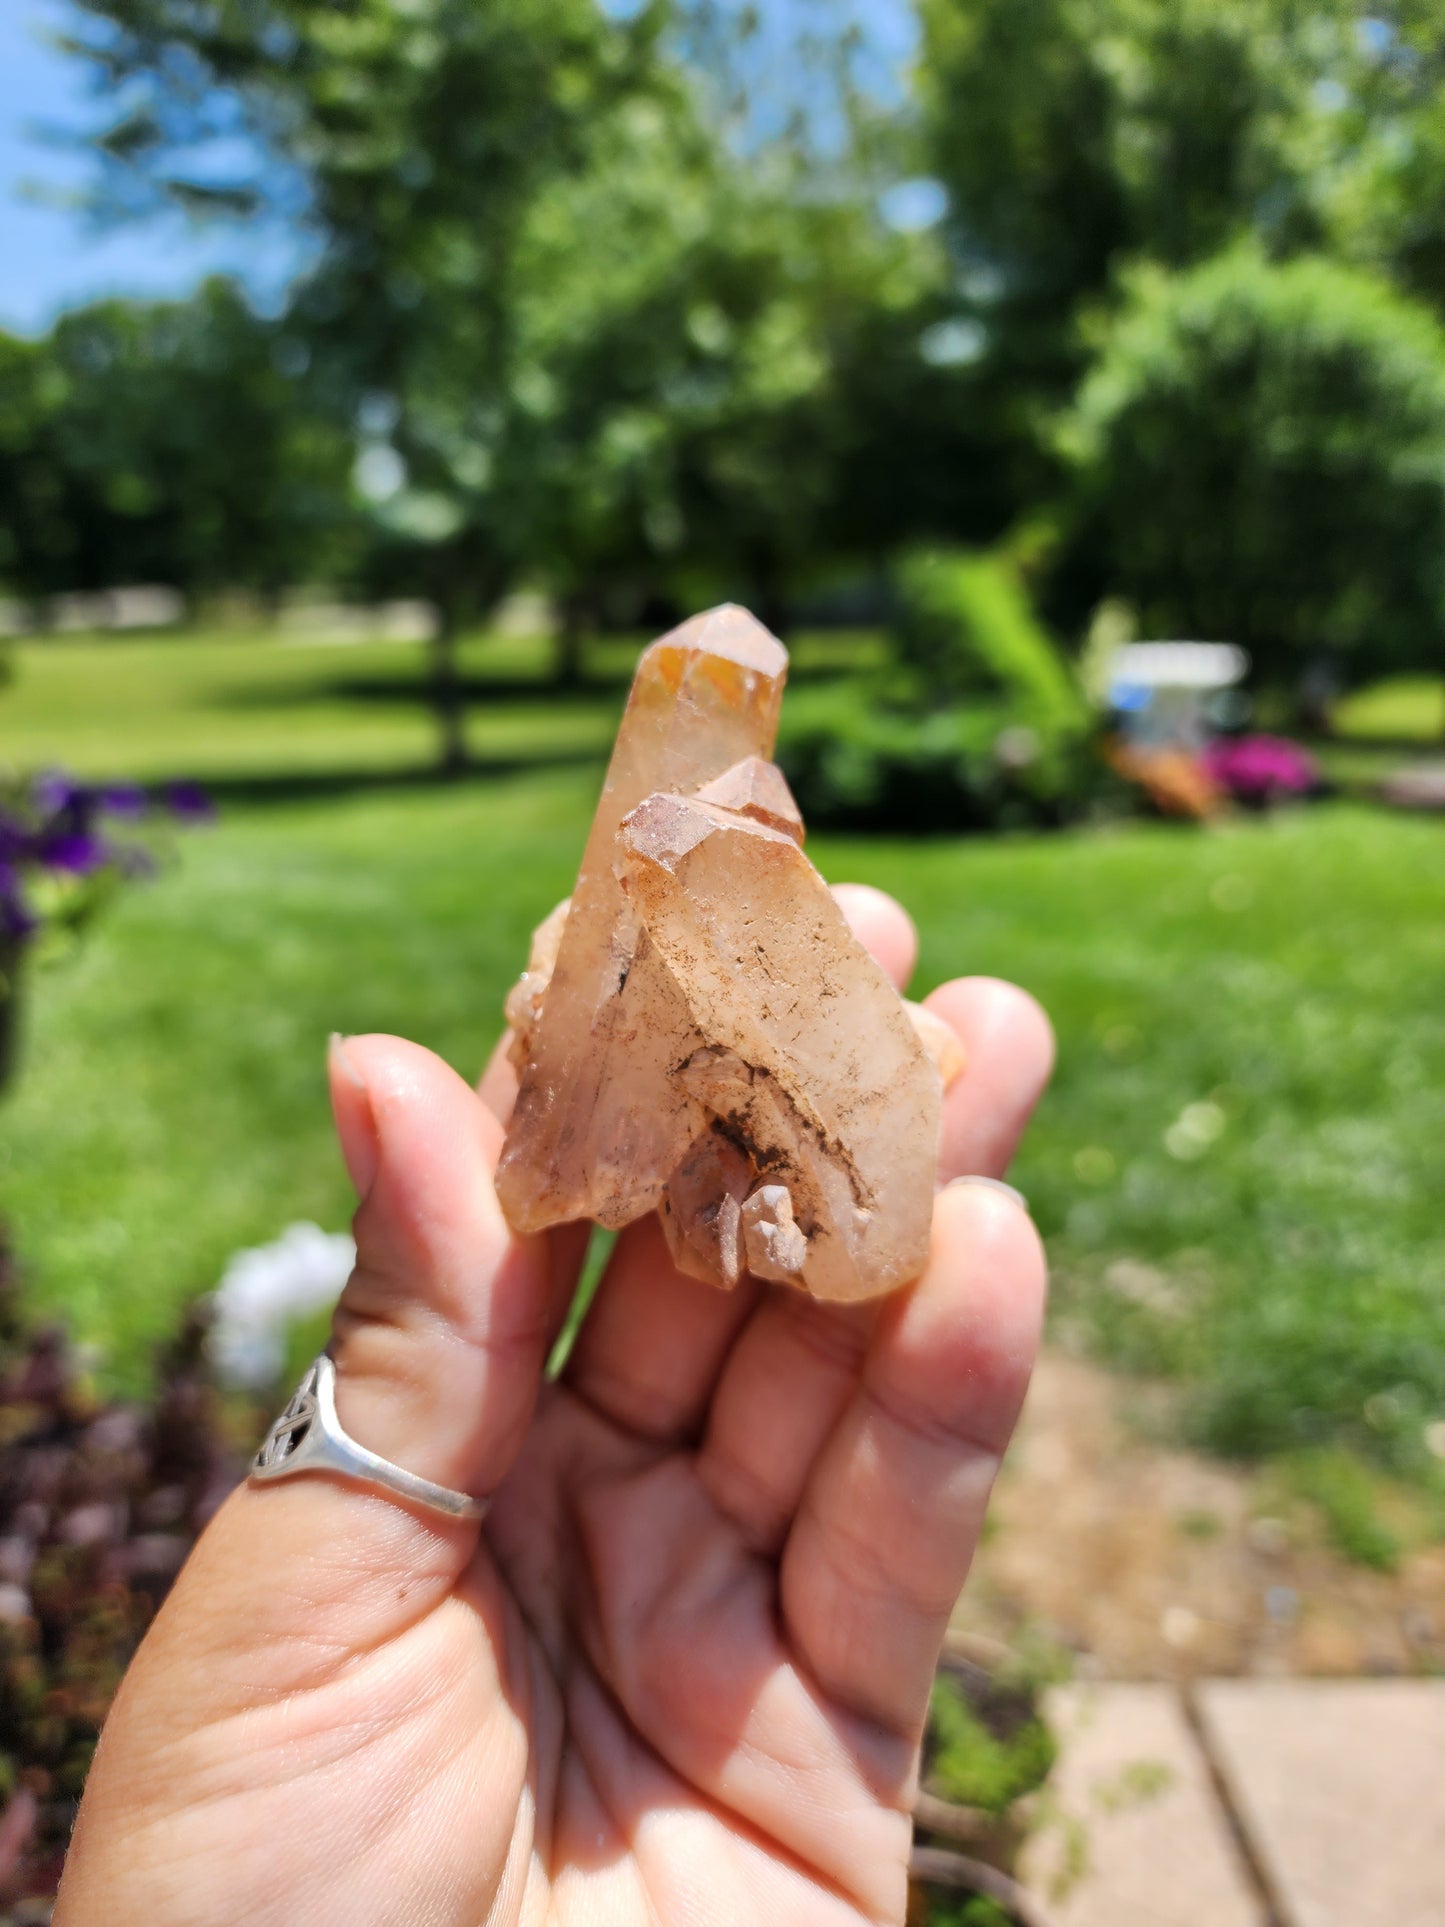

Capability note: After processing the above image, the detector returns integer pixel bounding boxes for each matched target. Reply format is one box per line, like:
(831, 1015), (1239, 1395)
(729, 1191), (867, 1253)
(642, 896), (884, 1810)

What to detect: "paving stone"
(1197, 1679), (1445, 1927)
(1019, 1684), (1265, 1925)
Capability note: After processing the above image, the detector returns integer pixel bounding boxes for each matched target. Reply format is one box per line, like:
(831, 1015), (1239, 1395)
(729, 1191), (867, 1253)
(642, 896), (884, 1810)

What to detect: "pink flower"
(1201, 735), (1317, 801)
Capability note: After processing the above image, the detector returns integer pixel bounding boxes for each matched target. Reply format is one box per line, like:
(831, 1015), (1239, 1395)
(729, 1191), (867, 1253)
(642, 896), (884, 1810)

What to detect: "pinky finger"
(779, 1182), (1046, 1737)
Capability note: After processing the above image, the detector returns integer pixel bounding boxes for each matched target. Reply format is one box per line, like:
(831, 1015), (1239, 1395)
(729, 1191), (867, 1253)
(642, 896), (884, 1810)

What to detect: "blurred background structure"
(1, 1), (1444, 1921)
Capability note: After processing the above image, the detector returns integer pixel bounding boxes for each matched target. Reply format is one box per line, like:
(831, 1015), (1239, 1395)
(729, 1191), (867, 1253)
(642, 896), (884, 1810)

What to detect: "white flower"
(209, 1223), (356, 1390)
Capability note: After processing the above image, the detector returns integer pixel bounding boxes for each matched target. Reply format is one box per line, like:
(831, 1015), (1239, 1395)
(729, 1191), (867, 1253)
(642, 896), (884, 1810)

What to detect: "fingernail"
(328, 1033), (379, 1200)
(329, 1031), (366, 1088)
(946, 1174), (1029, 1213)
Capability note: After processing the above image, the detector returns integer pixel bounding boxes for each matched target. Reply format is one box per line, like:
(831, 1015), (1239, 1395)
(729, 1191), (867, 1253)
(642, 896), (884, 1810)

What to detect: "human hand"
(56, 885), (1052, 1927)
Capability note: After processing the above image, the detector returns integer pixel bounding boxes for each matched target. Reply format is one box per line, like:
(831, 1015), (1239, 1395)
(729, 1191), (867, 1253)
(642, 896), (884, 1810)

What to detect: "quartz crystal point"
(496, 604), (944, 1302)
(496, 606), (790, 1233)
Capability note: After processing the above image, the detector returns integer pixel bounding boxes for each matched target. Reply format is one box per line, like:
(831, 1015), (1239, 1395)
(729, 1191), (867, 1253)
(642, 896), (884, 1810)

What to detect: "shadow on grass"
(155, 745), (607, 810)
(211, 671), (631, 712)
(210, 649), (869, 715)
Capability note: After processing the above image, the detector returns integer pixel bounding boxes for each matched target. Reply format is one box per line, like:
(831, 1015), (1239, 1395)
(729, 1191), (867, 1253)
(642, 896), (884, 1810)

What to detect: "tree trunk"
(554, 592), (590, 687)
(430, 602), (468, 777)
(749, 552), (789, 640)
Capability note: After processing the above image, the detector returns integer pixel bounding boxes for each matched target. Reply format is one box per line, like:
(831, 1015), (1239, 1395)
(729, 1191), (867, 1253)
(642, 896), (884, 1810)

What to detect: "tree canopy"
(5, 1), (1445, 698)
(0, 279), (353, 600)
(1064, 247), (1445, 677)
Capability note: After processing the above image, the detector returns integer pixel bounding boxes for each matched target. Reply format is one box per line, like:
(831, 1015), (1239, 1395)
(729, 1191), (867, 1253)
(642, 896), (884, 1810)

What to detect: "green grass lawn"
(1333, 675), (1445, 744)
(2, 636), (1443, 1491)
(0, 625), (884, 790)
(0, 628), (620, 786)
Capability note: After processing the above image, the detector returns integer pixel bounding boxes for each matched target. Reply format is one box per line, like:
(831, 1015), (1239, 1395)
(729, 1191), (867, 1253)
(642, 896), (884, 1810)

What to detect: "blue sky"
(0, 0), (919, 338)
(2, 1), (297, 335)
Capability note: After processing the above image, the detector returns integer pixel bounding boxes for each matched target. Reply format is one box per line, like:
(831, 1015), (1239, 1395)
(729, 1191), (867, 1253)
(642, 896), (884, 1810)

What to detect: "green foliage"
(0, 282), (356, 601)
(910, 0), (1384, 572)
(926, 1897), (1012, 1927)
(894, 548), (1085, 721)
(781, 681), (1106, 833)
(1064, 248), (1445, 677)
(782, 551), (1100, 831)
(15, 0), (1445, 680)
(1283, 1449), (1403, 1572)
(1297, 3), (1445, 316)
(5, 638), (1445, 1490)
(915, 0), (1445, 625)
(61, 0), (950, 628)
(928, 1675), (1056, 1815)
(918, 0), (1358, 309)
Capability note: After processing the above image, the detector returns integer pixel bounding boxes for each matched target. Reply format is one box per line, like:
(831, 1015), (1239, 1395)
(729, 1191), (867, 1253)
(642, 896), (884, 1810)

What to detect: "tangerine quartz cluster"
(495, 605), (959, 1302)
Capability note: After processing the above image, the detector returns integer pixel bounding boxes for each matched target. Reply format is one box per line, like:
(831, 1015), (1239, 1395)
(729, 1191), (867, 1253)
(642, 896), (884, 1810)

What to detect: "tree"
(429, 63), (869, 667)
(911, 0), (1384, 544)
(62, 2), (996, 707)
(1062, 247), (1445, 680)
(0, 332), (67, 599)
(0, 281), (354, 605)
(64, 0), (702, 764)
(917, 0), (1367, 315)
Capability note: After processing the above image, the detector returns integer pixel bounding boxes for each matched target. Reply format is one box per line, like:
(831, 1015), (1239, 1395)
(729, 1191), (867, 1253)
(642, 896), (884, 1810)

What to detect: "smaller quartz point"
(504, 897), (570, 1070)
(497, 606), (944, 1302)
(693, 756), (804, 842)
(741, 1185), (809, 1283)
(659, 1125), (753, 1287)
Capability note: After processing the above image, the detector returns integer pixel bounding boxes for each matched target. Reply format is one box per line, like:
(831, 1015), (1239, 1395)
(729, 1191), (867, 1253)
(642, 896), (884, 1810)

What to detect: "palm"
(485, 1362), (917, 1924)
(58, 906), (1052, 1927)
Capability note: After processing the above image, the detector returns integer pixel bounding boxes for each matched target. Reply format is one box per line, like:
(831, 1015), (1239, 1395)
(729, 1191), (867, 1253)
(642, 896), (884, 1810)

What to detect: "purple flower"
(165, 782), (214, 823)
(0, 765), (199, 954)
(1202, 735), (1317, 801)
(0, 866), (36, 944)
(41, 832), (108, 875)
(31, 770), (82, 816)
(0, 813), (27, 863)
(31, 771), (100, 850)
(99, 784), (148, 820)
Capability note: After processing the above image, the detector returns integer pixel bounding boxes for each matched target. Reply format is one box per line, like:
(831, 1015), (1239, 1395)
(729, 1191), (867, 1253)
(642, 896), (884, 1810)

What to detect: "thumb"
(130, 1036), (556, 1700)
(325, 1031), (558, 1501)
(58, 1039), (559, 1916)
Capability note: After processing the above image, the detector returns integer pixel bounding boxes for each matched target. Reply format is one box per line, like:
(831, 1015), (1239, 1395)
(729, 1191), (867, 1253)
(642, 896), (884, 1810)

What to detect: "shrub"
(1284, 1449), (1402, 1574)
(894, 548), (1085, 725)
(911, 1646), (1065, 1927)
(1065, 249), (1445, 683)
(781, 546), (1109, 832)
(0, 1236), (245, 1915)
(927, 1672), (1056, 1815)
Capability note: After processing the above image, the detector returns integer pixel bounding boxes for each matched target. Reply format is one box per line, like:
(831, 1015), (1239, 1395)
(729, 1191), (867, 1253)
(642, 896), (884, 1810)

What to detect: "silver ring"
(250, 1353), (488, 1523)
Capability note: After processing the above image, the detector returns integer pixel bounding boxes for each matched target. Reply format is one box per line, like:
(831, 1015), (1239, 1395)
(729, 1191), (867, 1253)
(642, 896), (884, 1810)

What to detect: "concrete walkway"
(1019, 1680), (1445, 1926)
